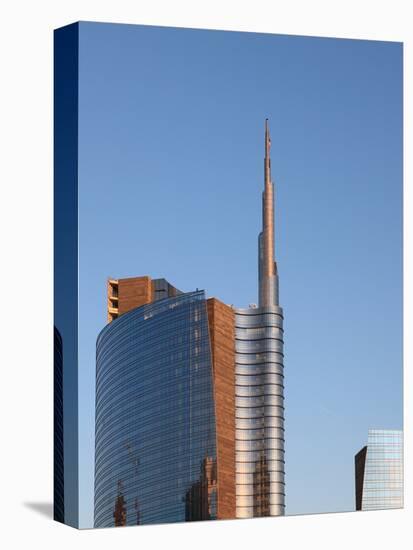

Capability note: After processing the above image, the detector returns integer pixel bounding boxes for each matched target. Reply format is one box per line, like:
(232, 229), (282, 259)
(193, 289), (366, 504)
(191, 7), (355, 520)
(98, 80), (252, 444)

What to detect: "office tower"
(95, 289), (236, 526)
(355, 429), (403, 511)
(94, 120), (284, 526)
(54, 326), (65, 523)
(234, 120), (285, 518)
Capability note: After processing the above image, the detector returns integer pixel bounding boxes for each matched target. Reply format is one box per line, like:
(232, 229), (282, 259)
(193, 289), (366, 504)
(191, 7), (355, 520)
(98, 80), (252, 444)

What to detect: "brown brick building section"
(206, 298), (236, 520)
(107, 276), (182, 322)
(107, 276), (152, 322)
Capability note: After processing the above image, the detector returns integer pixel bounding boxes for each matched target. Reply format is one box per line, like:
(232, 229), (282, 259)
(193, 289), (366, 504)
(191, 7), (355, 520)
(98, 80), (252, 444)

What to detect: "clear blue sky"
(77, 22), (402, 528)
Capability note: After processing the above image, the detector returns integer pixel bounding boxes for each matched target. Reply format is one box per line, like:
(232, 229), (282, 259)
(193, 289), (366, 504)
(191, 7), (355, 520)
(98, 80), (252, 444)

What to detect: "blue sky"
(77, 22), (402, 528)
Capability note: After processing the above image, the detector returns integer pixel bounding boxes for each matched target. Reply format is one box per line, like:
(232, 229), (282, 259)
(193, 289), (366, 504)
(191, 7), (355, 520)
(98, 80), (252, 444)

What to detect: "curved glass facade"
(234, 306), (285, 518)
(94, 291), (217, 527)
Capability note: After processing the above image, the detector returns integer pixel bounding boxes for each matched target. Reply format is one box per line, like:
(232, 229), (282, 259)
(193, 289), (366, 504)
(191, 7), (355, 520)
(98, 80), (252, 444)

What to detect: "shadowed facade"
(54, 327), (65, 523)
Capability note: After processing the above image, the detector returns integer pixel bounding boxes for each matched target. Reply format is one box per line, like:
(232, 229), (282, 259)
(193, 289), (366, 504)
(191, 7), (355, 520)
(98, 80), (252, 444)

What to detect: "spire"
(258, 118), (278, 307)
(265, 118), (271, 161)
(262, 118), (274, 277)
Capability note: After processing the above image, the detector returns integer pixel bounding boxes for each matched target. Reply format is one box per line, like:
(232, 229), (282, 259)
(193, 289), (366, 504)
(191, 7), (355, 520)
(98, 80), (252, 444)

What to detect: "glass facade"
(234, 306), (285, 518)
(54, 326), (65, 523)
(356, 429), (403, 511)
(94, 291), (217, 527)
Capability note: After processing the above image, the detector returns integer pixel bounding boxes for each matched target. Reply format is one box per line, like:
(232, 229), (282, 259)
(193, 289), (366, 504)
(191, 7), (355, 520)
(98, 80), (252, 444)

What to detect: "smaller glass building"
(355, 429), (403, 511)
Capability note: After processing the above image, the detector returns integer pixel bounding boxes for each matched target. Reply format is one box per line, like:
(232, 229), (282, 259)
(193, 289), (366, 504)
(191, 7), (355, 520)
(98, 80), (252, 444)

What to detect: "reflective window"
(234, 307), (285, 519)
(361, 429), (403, 511)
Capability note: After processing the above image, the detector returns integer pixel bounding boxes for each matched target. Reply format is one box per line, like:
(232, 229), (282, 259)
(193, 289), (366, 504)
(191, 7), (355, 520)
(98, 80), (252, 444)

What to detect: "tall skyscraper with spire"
(234, 119), (285, 518)
(94, 120), (285, 526)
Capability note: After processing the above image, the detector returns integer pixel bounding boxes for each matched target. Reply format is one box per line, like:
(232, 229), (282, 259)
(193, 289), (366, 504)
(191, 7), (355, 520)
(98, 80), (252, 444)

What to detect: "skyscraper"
(94, 120), (284, 526)
(234, 120), (285, 518)
(95, 289), (236, 526)
(355, 429), (403, 511)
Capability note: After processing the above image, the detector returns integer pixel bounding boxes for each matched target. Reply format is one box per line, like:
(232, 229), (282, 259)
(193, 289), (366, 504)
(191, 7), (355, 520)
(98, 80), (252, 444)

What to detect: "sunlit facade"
(355, 429), (403, 511)
(234, 307), (285, 517)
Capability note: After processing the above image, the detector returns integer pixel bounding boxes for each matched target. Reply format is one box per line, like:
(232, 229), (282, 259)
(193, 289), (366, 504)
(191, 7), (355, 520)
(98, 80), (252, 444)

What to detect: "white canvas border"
(0, 1), (410, 548)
